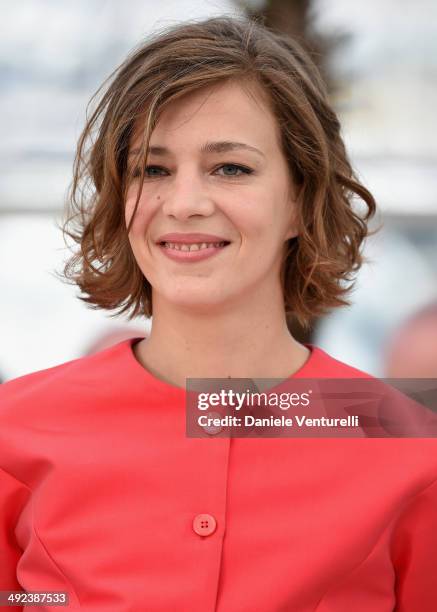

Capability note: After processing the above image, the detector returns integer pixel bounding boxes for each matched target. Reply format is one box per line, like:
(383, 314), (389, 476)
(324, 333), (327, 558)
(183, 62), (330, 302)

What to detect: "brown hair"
(57, 15), (377, 330)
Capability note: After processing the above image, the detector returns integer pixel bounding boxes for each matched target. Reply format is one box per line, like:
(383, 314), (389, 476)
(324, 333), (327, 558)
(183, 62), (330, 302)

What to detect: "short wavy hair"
(57, 15), (377, 330)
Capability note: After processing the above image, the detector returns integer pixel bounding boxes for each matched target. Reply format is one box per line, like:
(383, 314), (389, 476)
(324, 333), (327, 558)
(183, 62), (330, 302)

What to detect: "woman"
(1, 15), (436, 612)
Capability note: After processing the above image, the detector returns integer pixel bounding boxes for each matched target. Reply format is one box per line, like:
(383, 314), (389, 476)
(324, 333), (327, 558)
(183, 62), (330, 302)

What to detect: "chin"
(160, 289), (226, 313)
(172, 297), (223, 313)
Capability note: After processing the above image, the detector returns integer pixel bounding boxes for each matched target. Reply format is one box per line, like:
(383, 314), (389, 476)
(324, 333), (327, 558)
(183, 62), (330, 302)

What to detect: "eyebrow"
(128, 141), (265, 158)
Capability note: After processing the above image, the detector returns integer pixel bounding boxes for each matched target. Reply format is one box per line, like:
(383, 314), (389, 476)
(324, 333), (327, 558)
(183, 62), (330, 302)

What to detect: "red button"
(193, 513), (217, 536)
(202, 411), (223, 435)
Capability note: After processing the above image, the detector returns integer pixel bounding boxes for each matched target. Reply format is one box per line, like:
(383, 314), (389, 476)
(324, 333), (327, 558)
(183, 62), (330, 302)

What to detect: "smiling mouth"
(159, 241), (230, 252)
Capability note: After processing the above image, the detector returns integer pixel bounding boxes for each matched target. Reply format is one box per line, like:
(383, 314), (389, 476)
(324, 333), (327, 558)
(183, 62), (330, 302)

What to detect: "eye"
(215, 164), (253, 177)
(131, 165), (167, 178)
(131, 163), (254, 180)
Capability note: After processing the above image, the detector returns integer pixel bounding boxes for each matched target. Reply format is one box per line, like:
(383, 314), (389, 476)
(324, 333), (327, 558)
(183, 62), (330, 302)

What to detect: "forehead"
(129, 79), (281, 152)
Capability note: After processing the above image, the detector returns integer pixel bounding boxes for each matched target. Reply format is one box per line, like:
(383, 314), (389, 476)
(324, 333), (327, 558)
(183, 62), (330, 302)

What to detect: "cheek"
(232, 204), (276, 245)
(125, 195), (155, 237)
(124, 195), (136, 228)
(225, 193), (265, 236)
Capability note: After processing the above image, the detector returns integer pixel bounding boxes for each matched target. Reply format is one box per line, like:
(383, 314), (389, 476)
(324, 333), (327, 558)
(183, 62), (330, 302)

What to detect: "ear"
(285, 210), (298, 240)
(285, 227), (298, 241)
(284, 193), (299, 241)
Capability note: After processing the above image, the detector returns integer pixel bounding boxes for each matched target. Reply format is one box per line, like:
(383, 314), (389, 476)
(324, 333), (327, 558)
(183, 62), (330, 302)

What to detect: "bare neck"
(134, 294), (310, 389)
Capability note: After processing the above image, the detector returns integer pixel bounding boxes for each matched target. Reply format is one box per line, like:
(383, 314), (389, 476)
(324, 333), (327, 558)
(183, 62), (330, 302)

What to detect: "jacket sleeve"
(391, 476), (437, 611)
(0, 467), (26, 611)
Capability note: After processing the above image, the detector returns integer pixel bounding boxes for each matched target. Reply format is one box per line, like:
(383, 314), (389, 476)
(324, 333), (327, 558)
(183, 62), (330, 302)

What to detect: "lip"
(156, 232), (230, 244)
(157, 240), (231, 263)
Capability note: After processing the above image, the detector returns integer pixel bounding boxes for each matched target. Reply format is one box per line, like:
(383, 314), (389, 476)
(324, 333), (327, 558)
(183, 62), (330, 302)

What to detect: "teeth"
(162, 241), (227, 251)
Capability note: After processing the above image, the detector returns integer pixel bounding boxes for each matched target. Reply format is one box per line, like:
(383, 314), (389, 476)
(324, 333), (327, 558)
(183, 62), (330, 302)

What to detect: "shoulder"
(307, 343), (437, 477)
(304, 343), (373, 378)
(0, 338), (134, 419)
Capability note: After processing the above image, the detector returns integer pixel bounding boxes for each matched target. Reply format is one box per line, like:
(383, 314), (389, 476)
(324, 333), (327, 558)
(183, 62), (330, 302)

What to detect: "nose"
(161, 170), (215, 220)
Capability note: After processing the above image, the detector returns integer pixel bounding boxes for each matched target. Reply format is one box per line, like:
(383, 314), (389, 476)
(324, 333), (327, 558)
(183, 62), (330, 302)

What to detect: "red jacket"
(1, 337), (436, 611)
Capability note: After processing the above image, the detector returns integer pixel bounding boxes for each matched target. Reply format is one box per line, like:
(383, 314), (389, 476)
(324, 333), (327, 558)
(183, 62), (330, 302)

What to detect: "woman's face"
(125, 79), (298, 315)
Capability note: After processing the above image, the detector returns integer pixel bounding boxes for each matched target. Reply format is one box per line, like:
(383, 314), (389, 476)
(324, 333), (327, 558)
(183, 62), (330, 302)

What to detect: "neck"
(134, 288), (311, 389)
